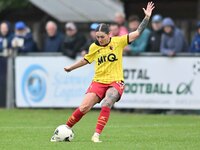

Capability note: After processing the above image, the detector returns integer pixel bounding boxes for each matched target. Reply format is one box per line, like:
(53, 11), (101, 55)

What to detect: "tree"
(0, 0), (29, 12)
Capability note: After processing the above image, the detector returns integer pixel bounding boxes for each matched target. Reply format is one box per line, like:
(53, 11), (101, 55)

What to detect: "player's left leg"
(92, 87), (120, 143)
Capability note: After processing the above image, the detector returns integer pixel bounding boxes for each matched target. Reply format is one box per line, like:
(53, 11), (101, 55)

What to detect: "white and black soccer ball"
(50, 125), (74, 142)
(193, 61), (200, 75)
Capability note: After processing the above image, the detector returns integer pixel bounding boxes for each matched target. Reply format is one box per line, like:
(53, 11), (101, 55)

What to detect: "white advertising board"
(15, 56), (200, 109)
(116, 57), (200, 110)
(15, 56), (96, 107)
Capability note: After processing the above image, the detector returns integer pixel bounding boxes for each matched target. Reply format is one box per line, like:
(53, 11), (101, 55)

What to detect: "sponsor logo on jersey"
(98, 53), (118, 65)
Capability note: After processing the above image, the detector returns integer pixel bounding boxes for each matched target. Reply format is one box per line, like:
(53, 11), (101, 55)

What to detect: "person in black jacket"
(62, 22), (86, 59)
(80, 23), (98, 56)
(147, 14), (163, 52)
(43, 21), (64, 52)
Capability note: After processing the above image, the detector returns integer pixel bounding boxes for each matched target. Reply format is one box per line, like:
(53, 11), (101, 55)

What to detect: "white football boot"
(91, 133), (102, 143)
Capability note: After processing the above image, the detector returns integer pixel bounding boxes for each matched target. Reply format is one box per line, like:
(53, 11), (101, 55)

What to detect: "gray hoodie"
(160, 18), (188, 55)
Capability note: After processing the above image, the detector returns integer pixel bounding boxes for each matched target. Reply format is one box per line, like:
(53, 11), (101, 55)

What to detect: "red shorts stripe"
(86, 81), (124, 101)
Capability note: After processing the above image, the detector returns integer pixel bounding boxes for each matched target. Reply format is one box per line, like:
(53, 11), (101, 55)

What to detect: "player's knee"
(79, 103), (92, 114)
(101, 100), (113, 108)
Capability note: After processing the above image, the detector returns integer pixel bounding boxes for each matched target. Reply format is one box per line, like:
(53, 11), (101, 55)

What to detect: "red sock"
(95, 106), (111, 134)
(66, 108), (84, 128)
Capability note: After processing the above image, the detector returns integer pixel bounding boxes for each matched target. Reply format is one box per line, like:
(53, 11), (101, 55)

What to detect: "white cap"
(65, 22), (76, 30)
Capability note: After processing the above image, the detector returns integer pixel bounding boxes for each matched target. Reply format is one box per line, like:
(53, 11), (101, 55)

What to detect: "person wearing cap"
(62, 22), (86, 59)
(80, 23), (98, 56)
(124, 15), (151, 54)
(160, 17), (188, 56)
(43, 21), (64, 52)
(0, 21), (14, 53)
(190, 21), (200, 52)
(12, 21), (37, 53)
(147, 14), (163, 52)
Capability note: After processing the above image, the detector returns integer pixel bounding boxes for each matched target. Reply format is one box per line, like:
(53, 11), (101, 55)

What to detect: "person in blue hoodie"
(160, 17), (188, 56)
(190, 21), (200, 53)
(12, 21), (37, 53)
(0, 21), (14, 52)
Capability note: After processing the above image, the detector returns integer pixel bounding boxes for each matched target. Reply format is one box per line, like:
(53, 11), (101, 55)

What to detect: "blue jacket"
(0, 22), (14, 52)
(128, 29), (151, 53)
(43, 32), (64, 52)
(13, 32), (37, 53)
(160, 28), (188, 55)
(190, 33), (200, 52)
(0, 33), (14, 52)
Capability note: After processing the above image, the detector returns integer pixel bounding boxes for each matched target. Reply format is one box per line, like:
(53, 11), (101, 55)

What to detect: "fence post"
(6, 50), (16, 109)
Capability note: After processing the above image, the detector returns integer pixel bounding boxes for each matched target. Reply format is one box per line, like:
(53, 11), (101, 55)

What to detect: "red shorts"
(86, 81), (124, 101)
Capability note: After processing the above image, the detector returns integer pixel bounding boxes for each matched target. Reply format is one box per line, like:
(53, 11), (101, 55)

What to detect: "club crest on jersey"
(98, 53), (118, 65)
(110, 46), (113, 50)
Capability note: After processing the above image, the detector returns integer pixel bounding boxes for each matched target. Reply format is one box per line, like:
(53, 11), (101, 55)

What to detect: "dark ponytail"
(95, 23), (109, 34)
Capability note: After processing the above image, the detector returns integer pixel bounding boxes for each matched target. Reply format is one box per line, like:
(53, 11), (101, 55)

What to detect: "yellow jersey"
(84, 35), (129, 84)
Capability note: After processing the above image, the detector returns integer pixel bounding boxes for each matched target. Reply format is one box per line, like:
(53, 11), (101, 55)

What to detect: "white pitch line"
(0, 123), (198, 129)
(106, 123), (199, 128)
(0, 126), (54, 129)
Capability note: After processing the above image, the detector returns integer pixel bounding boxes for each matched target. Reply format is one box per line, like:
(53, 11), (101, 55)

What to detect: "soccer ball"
(193, 61), (200, 75)
(50, 125), (74, 142)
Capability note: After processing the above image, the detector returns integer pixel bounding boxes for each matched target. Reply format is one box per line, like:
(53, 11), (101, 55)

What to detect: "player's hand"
(64, 66), (72, 72)
(143, 2), (155, 18)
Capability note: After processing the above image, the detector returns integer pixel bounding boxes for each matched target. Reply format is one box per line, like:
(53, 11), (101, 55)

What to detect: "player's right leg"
(66, 93), (100, 128)
(92, 87), (120, 143)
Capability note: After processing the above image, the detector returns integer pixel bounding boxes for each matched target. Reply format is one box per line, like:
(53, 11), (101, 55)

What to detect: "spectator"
(81, 23), (98, 56)
(62, 22), (86, 59)
(109, 22), (120, 37)
(114, 12), (128, 36)
(190, 21), (200, 52)
(124, 15), (150, 54)
(148, 14), (163, 52)
(12, 21), (37, 53)
(160, 17), (188, 56)
(43, 21), (63, 52)
(0, 21), (14, 53)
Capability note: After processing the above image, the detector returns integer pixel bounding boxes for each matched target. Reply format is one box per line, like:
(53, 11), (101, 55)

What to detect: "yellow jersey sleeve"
(117, 34), (129, 48)
(84, 43), (96, 63)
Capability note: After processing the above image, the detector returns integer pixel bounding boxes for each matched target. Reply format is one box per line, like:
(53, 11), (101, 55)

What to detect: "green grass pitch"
(0, 109), (200, 150)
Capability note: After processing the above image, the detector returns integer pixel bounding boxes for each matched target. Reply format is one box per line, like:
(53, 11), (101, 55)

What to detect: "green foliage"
(0, 109), (200, 150)
(0, 0), (29, 12)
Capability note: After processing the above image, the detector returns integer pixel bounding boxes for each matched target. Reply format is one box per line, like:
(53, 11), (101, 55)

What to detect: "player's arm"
(128, 2), (155, 43)
(64, 58), (88, 72)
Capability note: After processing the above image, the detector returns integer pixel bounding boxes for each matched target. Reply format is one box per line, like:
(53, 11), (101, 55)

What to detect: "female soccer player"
(61, 2), (154, 142)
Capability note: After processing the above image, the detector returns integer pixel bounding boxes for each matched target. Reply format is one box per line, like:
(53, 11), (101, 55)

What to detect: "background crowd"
(0, 12), (200, 58)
